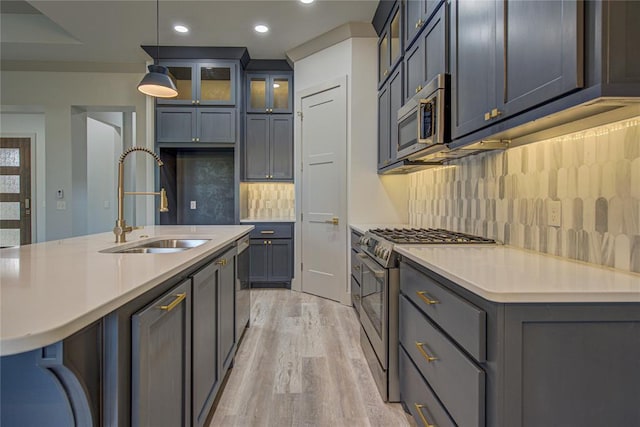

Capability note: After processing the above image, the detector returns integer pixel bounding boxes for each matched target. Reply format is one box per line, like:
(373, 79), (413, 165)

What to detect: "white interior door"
(300, 80), (347, 303)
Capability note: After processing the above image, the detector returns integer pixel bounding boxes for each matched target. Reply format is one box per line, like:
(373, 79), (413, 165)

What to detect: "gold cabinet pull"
(484, 112), (491, 121)
(260, 230), (275, 234)
(215, 259), (227, 266)
(415, 342), (438, 363)
(383, 69), (389, 77)
(416, 291), (439, 305)
(159, 293), (186, 312)
(490, 108), (502, 118)
(414, 403), (435, 427)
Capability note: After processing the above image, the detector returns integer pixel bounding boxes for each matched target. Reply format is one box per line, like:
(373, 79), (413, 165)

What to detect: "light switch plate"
(548, 200), (561, 227)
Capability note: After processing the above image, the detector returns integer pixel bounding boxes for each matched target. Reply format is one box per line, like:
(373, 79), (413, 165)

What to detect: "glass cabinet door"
(390, 8), (401, 66)
(378, 32), (390, 84)
(247, 74), (269, 113)
(197, 63), (236, 105)
(270, 75), (292, 113)
(163, 63), (196, 104)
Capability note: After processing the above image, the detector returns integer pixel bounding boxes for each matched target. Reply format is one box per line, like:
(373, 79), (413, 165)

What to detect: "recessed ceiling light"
(174, 25), (189, 33)
(300, 0), (315, 3)
(254, 24), (269, 33)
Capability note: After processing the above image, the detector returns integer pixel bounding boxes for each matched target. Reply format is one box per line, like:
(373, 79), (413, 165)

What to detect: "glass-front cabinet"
(378, 3), (402, 87)
(246, 73), (292, 114)
(157, 61), (237, 106)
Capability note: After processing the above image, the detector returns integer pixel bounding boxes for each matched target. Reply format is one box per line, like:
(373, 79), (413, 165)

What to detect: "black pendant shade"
(138, 64), (178, 98)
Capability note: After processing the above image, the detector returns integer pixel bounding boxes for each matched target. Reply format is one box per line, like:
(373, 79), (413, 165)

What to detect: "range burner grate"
(369, 228), (495, 244)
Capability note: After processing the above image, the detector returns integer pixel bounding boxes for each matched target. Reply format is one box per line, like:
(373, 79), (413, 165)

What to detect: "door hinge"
(297, 111), (303, 120)
(301, 262), (303, 271)
(301, 213), (303, 221)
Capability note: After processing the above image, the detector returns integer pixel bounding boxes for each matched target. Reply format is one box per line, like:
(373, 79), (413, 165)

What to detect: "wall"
(240, 182), (295, 220)
(0, 112), (46, 242)
(408, 116), (640, 273)
(0, 69), (149, 241)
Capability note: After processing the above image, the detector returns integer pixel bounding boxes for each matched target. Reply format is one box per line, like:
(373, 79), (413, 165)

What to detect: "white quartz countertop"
(395, 245), (640, 303)
(350, 223), (410, 235)
(240, 218), (295, 223)
(0, 225), (253, 356)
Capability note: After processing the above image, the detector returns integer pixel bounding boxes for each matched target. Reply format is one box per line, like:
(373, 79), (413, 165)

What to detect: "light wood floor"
(209, 289), (416, 427)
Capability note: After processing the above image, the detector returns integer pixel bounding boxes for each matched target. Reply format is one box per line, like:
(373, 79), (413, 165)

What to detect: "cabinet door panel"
(249, 239), (269, 282)
(404, 41), (423, 103)
(197, 108), (236, 143)
(132, 280), (191, 427)
(388, 66), (403, 163)
(497, 0), (583, 117)
(246, 73), (270, 113)
(270, 115), (293, 180)
(156, 108), (196, 142)
(218, 251), (236, 370)
(269, 239), (293, 282)
(159, 63), (197, 105)
(198, 63), (236, 106)
(270, 75), (293, 113)
(192, 263), (219, 427)
(245, 115), (270, 180)
(423, 4), (447, 85)
(450, 0), (496, 139)
(377, 84), (390, 168)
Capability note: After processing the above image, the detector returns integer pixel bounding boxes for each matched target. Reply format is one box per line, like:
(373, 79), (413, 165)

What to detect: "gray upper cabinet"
(404, 0), (443, 49)
(378, 2), (402, 88)
(156, 107), (236, 144)
(157, 61), (237, 106)
(246, 73), (293, 114)
(132, 279), (191, 427)
(244, 114), (293, 181)
(450, 0), (583, 139)
(378, 64), (403, 169)
(496, 0), (583, 118)
(404, 2), (448, 103)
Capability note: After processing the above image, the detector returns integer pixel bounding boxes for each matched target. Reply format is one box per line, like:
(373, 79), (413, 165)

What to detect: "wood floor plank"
(209, 289), (415, 427)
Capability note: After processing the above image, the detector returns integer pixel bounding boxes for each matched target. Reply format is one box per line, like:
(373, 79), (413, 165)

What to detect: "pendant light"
(137, 0), (178, 98)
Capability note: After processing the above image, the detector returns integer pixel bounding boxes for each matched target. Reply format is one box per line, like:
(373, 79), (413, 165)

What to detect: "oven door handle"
(359, 255), (386, 279)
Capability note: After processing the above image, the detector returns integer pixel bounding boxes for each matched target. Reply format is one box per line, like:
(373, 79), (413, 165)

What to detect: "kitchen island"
(395, 244), (640, 427)
(1, 225), (253, 427)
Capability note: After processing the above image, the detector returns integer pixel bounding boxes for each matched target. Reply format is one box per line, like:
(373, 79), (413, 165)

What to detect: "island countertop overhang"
(0, 225), (253, 356)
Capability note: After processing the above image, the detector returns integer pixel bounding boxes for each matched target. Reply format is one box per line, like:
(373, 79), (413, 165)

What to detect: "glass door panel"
(199, 66), (232, 103)
(271, 77), (291, 112)
(390, 9), (401, 65)
(379, 32), (389, 83)
(0, 138), (31, 247)
(166, 65), (194, 102)
(249, 76), (268, 112)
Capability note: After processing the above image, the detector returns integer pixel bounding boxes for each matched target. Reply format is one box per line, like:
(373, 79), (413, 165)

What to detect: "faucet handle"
(160, 188), (169, 212)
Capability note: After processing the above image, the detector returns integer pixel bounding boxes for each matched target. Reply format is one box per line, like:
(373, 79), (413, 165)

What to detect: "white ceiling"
(0, 0), (379, 66)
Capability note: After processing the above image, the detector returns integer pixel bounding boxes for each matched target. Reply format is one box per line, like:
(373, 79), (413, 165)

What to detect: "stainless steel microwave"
(396, 74), (450, 160)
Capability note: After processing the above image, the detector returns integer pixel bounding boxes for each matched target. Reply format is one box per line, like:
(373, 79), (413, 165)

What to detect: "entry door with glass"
(0, 138), (31, 247)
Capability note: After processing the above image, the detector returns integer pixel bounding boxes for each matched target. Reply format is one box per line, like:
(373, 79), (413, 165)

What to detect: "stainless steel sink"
(101, 238), (210, 254)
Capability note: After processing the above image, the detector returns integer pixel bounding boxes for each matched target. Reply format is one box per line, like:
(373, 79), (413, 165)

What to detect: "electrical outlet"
(190, 200), (197, 210)
(548, 200), (562, 227)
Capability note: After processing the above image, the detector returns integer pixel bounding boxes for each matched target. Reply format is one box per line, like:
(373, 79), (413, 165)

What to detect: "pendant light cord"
(156, 0), (160, 64)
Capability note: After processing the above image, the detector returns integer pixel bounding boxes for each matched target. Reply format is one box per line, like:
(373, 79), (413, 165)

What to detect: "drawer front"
(351, 276), (361, 314)
(400, 261), (486, 361)
(248, 223), (293, 239)
(351, 249), (363, 283)
(399, 347), (456, 427)
(400, 295), (485, 427)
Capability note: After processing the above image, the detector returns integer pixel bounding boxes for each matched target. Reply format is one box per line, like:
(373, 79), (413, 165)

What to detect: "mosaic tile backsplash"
(245, 183), (295, 220)
(408, 117), (640, 273)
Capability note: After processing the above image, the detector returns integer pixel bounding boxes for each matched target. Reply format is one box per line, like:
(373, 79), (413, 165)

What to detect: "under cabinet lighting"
(254, 24), (269, 33)
(300, 0), (314, 3)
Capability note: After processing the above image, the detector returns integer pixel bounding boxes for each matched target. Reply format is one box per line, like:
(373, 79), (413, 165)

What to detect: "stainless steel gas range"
(354, 227), (495, 402)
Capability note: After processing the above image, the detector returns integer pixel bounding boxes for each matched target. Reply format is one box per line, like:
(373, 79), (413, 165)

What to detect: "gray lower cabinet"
(244, 114), (293, 181)
(156, 107), (236, 143)
(248, 222), (294, 287)
(192, 247), (236, 427)
(132, 279), (192, 427)
(399, 259), (640, 427)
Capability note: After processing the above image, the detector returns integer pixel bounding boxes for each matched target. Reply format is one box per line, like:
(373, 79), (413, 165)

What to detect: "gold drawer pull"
(414, 403), (435, 427)
(260, 230), (275, 234)
(415, 342), (438, 363)
(215, 258), (227, 266)
(159, 293), (186, 312)
(416, 291), (439, 305)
